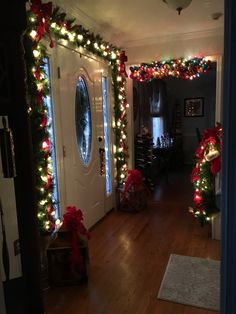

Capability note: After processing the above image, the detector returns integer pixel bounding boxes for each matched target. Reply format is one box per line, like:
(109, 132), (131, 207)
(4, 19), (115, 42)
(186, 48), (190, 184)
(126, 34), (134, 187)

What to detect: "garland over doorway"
(129, 55), (221, 226)
(24, 0), (128, 231)
(129, 57), (212, 82)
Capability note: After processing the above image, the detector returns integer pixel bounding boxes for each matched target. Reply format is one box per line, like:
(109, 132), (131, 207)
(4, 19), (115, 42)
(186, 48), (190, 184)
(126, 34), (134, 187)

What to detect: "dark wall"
(164, 64), (216, 163)
(0, 1), (44, 313)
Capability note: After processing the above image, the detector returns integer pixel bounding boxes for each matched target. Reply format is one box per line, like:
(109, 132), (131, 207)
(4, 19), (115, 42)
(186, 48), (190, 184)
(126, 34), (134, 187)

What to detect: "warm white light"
(40, 200), (47, 206)
(111, 51), (117, 59)
(55, 219), (61, 225)
(60, 27), (67, 35)
(33, 49), (40, 58)
(30, 30), (37, 39)
(77, 34), (83, 41)
(41, 175), (47, 182)
(50, 22), (56, 28)
(68, 32), (76, 42)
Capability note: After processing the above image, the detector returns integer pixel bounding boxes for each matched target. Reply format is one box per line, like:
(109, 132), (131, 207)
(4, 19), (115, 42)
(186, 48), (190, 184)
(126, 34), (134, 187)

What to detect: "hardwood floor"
(44, 168), (220, 314)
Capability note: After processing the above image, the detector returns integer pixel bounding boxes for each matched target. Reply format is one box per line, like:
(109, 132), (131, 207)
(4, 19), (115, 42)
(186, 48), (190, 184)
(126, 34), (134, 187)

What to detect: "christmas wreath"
(190, 124), (222, 225)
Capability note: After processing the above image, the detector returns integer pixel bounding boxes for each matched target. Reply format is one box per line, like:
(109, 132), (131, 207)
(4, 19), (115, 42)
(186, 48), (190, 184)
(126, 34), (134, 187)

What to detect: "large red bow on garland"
(31, 0), (54, 48)
(63, 206), (90, 269)
(118, 50), (128, 79)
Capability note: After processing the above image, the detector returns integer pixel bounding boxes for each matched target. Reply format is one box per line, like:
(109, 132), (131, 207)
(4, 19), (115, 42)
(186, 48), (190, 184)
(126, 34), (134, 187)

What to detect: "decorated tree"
(190, 124), (222, 225)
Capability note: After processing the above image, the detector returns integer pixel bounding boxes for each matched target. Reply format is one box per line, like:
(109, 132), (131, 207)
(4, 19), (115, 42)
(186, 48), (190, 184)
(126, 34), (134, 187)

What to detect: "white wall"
(0, 117), (22, 281)
(126, 32), (224, 65)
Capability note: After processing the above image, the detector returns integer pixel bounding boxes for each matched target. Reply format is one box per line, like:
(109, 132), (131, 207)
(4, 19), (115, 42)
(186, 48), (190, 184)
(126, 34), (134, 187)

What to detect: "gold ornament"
(204, 143), (220, 161)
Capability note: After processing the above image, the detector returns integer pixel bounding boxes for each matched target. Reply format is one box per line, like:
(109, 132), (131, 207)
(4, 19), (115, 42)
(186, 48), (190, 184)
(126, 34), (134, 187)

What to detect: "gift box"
(47, 228), (89, 286)
(119, 169), (148, 212)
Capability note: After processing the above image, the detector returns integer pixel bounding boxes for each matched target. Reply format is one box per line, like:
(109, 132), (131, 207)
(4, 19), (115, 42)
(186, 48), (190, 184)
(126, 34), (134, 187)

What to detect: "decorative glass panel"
(43, 57), (60, 218)
(102, 77), (112, 195)
(75, 76), (92, 165)
(152, 117), (164, 146)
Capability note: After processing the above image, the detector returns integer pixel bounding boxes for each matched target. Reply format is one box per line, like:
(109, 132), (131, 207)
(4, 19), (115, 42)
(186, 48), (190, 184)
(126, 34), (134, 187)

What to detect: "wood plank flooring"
(44, 168), (220, 314)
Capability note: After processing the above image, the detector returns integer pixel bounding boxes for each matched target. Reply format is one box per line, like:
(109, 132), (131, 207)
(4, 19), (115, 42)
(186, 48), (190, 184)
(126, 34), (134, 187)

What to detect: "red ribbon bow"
(63, 206), (90, 269)
(124, 169), (144, 193)
(31, 0), (54, 48)
(118, 50), (128, 78)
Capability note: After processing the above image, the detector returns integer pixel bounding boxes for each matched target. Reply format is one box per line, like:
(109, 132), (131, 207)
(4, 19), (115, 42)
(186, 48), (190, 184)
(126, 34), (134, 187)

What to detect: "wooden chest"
(47, 229), (89, 286)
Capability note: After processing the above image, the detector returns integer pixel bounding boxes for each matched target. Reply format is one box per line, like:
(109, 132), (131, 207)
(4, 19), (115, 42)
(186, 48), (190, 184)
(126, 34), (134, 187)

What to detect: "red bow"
(63, 206), (90, 269)
(118, 50), (128, 78)
(31, 0), (54, 48)
(124, 169), (144, 193)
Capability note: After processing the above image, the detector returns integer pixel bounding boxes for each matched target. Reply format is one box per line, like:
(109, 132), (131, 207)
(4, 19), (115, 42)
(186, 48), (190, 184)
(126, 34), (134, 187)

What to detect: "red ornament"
(42, 138), (50, 152)
(37, 89), (43, 105)
(191, 166), (199, 182)
(118, 51), (128, 78)
(41, 115), (48, 128)
(45, 175), (51, 190)
(194, 191), (202, 205)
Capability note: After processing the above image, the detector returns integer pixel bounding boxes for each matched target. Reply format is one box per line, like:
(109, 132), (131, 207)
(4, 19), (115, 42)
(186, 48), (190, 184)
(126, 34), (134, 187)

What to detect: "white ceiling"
(54, 0), (224, 48)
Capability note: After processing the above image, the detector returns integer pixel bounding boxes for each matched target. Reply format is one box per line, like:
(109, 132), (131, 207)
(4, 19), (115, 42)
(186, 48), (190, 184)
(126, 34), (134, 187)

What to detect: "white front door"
(51, 44), (114, 228)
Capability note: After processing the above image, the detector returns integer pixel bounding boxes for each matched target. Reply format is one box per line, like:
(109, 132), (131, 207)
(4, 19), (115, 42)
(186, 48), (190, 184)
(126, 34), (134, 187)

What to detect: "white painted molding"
(126, 77), (134, 170)
(123, 27), (224, 48)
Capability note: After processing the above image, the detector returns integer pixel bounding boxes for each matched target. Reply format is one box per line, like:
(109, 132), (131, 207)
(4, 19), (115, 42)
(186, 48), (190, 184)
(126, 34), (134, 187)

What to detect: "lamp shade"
(163, 0), (192, 14)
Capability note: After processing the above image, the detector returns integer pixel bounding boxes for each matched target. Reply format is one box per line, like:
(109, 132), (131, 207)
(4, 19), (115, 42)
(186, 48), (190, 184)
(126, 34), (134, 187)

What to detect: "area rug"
(157, 254), (220, 311)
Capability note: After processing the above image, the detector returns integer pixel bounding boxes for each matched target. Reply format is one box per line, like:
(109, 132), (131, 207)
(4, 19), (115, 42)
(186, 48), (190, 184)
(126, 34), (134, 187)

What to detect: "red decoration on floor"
(63, 206), (90, 269)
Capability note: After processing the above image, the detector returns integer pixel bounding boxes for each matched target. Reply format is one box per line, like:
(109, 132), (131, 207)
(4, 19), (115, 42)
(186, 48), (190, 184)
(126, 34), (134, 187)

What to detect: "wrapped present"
(47, 206), (90, 286)
(119, 169), (148, 212)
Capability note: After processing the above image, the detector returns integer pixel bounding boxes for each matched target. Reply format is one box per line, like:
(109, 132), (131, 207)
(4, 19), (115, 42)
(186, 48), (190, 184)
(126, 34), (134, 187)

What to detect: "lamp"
(163, 0), (192, 15)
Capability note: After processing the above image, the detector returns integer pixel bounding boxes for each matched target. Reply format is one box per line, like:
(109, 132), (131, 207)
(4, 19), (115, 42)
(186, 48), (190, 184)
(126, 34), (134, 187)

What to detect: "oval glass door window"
(75, 76), (92, 165)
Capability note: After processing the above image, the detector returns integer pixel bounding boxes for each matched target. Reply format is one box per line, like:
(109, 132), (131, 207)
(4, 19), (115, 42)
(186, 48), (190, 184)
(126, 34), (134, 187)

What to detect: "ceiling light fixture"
(163, 0), (192, 15)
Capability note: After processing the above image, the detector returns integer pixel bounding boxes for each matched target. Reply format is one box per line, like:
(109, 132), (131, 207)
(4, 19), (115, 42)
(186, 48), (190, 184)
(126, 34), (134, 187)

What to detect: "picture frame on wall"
(184, 97), (204, 117)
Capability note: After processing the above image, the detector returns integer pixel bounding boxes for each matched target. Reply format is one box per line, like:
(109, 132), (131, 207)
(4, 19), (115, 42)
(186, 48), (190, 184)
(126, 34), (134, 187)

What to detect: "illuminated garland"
(24, 0), (128, 231)
(189, 125), (222, 226)
(129, 57), (212, 82)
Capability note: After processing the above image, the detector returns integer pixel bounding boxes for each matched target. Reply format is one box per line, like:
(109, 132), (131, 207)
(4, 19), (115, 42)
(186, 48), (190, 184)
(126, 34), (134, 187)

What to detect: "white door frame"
(49, 42), (115, 221)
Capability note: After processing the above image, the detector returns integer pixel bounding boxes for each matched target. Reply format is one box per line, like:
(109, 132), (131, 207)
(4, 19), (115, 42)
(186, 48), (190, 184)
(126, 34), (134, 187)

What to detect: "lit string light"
(190, 125), (222, 225)
(129, 57), (212, 82)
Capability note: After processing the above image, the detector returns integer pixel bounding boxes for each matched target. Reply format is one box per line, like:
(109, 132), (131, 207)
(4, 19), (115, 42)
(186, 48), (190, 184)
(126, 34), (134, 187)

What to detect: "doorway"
(50, 44), (115, 228)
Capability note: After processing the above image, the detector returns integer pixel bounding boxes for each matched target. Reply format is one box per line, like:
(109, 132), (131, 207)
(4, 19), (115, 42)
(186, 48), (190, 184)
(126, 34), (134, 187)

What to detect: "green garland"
(24, 1), (128, 231)
(190, 125), (222, 226)
(129, 57), (212, 82)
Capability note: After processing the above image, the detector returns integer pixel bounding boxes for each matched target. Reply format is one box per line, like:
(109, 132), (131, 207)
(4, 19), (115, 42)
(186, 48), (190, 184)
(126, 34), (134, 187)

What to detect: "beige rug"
(157, 254), (220, 311)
